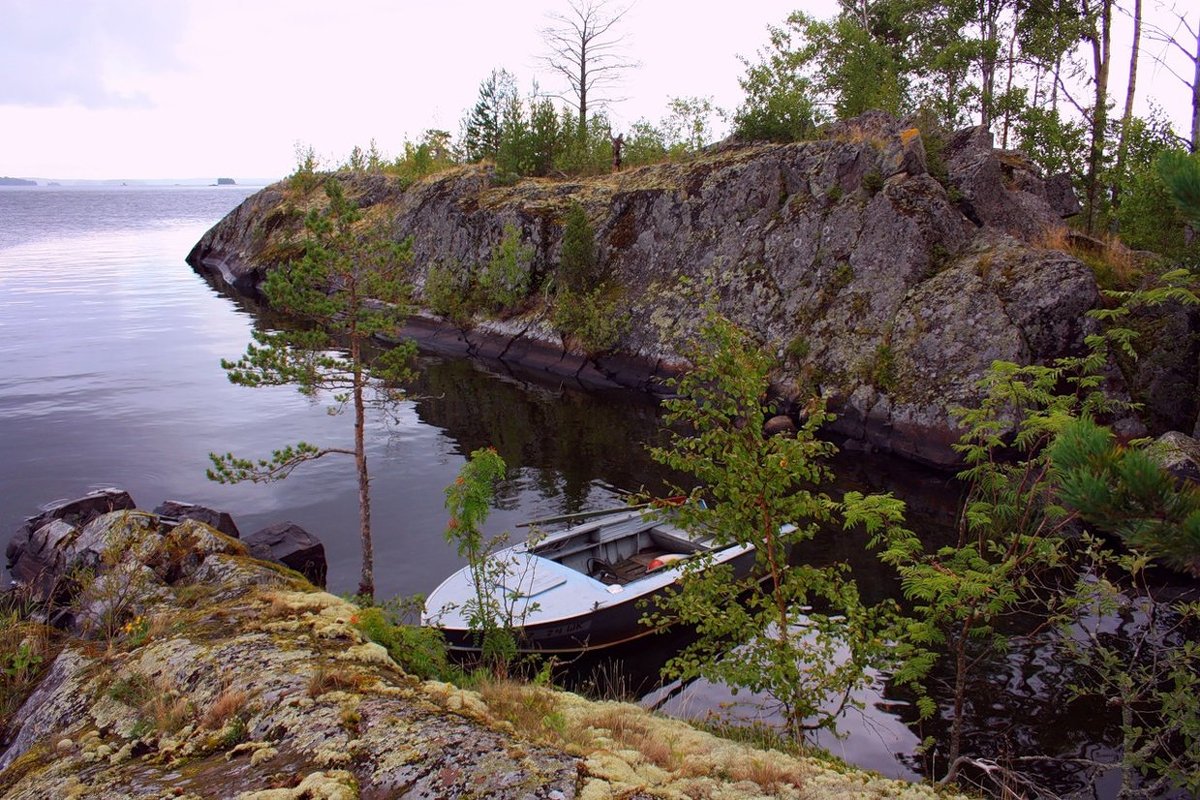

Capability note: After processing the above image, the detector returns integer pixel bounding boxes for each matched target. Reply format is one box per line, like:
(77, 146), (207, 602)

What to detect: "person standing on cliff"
(611, 133), (624, 172)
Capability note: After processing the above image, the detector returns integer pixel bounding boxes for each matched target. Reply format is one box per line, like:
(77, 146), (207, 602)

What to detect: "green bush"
(477, 225), (533, 312)
(862, 170), (884, 195)
(559, 203), (601, 293)
(353, 605), (453, 681)
(552, 285), (630, 354)
(423, 260), (477, 325)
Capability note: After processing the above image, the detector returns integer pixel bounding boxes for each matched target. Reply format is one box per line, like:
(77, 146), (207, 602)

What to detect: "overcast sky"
(0, 0), (1193, 181)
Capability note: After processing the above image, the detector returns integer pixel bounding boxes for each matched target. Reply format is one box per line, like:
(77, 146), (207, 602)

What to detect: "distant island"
(0, 177), (36, 186)
(216, 177), (236, 185)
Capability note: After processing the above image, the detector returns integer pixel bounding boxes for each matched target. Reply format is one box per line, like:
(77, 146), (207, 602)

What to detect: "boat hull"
(435, 545), (756, 654)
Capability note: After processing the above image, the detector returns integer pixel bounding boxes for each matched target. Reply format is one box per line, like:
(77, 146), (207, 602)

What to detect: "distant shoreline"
(0, 178), (277, 187)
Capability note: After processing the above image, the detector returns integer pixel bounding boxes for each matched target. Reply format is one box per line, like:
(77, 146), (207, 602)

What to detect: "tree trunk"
(578, 40), (588, 138)
(352, 335), (374, 600)
(1111, 0), (1142, 213)
(1084, 0), (1113, 235)
(978, 0), (998, 129)
(944, 623), (971, 781)
(1001, 18), (1020, 148)
(1192, 22), (1200, 153)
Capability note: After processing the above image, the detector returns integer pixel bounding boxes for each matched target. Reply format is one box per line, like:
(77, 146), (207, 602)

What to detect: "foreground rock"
(1, 504), (964, 799)
(243, 521), (327, 588)
(187, 112), (1193, 467)
(5, 491), (324, 607)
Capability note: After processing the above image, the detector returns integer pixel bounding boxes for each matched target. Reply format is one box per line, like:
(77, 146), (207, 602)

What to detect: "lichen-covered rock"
(5, 488), (136, 600)
(0, 500), (971, 800)
(186, 112), (1189, 468)
(1150, 431), (1200, 485)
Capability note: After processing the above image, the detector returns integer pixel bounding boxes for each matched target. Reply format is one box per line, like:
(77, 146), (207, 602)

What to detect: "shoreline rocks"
(187, 113), (1197, 468)
(0, 495), (964, 800)
(5, 490), (327, 604)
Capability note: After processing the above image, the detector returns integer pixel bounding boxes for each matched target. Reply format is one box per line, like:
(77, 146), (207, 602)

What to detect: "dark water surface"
(0, 186), (1166, 793)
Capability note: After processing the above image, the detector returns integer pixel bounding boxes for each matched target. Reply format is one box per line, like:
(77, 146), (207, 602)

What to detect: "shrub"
(385, 130), (458, 187)
(861, 170), (884, 195)
(784, 335), (809, 363)
(352, 605), (453, 681)
(1, 613), (55, 733)
(552, 285), (630, 355)
(477, 225), (533, 313)
(558, 203), (600, 294)
(423, 260), (477, 325)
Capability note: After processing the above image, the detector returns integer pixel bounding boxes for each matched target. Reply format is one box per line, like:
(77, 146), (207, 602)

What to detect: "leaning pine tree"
(208, 177), (416, 600)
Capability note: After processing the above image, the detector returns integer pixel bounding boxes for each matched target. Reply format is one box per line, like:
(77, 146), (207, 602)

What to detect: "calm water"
(0, 186), (674, 603)
(0, 186), (1165, 793)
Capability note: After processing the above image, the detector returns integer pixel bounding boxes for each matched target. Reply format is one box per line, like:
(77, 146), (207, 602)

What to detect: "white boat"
(422, 507), (756, 653)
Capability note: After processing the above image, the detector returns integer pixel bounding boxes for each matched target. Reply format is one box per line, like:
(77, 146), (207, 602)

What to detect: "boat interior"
(528, 515), (710, 586)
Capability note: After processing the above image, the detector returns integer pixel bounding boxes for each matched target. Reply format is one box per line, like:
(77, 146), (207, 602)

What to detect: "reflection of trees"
(202, 264), (1170, 794)
(877, 605), (1193, 797)
(408, 357), (684, 512)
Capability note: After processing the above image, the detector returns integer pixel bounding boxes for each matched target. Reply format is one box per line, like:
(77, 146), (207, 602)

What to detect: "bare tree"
(540, 0), (637, 136)
(1111, 0), (1143, 211)
(1146, 4), (1199, 152)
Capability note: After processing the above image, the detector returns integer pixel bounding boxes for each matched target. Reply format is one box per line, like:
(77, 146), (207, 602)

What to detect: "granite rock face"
(188, 113), (1193, 467)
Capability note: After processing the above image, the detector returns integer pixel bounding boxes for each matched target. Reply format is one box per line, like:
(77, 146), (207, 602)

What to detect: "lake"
(0, 185), (1166, 794)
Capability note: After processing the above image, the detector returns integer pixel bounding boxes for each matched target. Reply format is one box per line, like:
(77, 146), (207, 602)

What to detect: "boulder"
(1150, 431), (1200, 486)
(6, 489), (138, 600)
(7, 488), (134, 569)
(764, 415), (797, 437)
(244, 521), (327, 588)
(943, 126), (1069, 239)
(152, 500), (240, 538)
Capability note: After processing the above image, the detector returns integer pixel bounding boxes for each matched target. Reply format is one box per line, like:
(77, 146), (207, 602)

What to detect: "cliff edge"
(188, 112), (1198, 467)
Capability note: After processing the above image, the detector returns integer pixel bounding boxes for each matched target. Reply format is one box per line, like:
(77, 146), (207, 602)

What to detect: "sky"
(0, 0), (1194, 182)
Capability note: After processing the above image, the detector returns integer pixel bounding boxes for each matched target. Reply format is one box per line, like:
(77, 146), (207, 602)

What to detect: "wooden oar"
(516, 503), (650, 529)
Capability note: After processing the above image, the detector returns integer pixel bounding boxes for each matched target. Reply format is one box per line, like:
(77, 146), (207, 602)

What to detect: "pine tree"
(462, 69), (518, 163)
(1157, 149), (1200, 229)
(208, 177), (416, 600)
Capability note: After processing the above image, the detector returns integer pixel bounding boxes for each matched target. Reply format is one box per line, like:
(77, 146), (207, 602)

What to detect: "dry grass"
(201, 687), (249, 730)
(476, 679), (593, 753)
(1038, 225), (1143, 289)
(584, 706), (682, 770)
(148, 693), (193, 734)
(0, 615), (58, 733)
(264, 592), (298, 620)
(726, 755), (809, 792)
(307, 665), (374, 698)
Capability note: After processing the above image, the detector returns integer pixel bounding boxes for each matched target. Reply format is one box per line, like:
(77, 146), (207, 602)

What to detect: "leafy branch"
(207, 442), (353, 484)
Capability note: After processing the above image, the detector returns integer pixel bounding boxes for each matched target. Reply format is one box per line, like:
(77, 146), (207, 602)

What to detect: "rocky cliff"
(188, 112), (1198, 468)
(1, 498), (964, 800)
